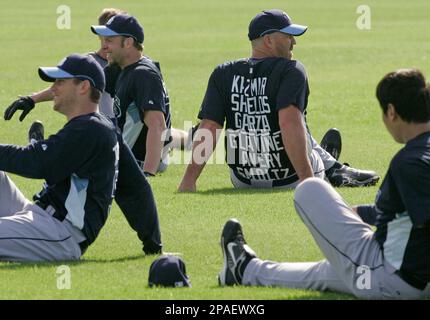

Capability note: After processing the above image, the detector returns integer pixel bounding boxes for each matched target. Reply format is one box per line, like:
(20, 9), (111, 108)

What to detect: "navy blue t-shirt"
(113, 57), (172, 162)
(198, 58), (310, 182)
(358, 131), (430, 282)
(0, 113), (119, 244)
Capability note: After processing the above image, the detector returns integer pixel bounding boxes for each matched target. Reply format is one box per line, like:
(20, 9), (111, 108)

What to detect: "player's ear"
(78, 79), (92, 96)
(386, 103), (398, 121)
(124, 37), (134, 48)
(262, 34), (273, 48)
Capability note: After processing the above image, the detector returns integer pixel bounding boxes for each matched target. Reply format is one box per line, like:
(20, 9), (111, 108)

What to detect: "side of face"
(265, 32), (296, 59)
(103, 35), (126, 64)
(51, 78), (91, 115)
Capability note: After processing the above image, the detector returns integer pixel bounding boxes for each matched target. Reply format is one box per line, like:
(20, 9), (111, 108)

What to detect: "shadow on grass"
(178, 187), (294, 196)
(0, 254), (148, 270)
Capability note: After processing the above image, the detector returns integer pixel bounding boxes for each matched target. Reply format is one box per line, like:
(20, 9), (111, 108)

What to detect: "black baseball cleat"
(326, 162), (380, 187)
(28, 120), (45, 144)
(320, 128), (342, 161)
(218, 219), (257, 286)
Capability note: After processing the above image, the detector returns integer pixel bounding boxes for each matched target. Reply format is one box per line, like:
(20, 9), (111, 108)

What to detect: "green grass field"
(0, 0), (429, 300)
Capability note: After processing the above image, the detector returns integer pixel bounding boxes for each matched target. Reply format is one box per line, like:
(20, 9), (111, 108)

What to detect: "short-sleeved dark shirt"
(113, 57), (172, 162)
(198, 58), (310, 182)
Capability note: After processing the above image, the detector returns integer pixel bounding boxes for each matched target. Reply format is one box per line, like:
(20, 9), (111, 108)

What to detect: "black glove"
(4, 96), (35, 121)
(104, 63), (122, 97)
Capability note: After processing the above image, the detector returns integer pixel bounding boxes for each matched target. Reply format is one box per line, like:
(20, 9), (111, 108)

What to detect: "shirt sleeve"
(276, 62), (308, 112)
(132, 68), (166, 114)
(0, 122), (100, 183)
(391, 156), (430, 226)
(198, 67), (226, 127)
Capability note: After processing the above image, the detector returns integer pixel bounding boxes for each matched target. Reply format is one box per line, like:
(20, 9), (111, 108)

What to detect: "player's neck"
(65, 102), (99, 121)
(399, 122), (430, 143)
(251, 47), (281, 60)
(118, 50), (142, 69)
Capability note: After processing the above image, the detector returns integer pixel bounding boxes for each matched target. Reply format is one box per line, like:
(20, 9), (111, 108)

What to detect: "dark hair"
(98, 8), (126, 25)
(73, 78), (101, 103)
(376, 68), (430, 123)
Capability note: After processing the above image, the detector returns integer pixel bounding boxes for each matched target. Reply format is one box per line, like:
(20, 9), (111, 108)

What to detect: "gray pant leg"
(243, 178), (426, 299)
(310, 136), (336, 170)
(0, 171), (30, 217)
(293, 178), (383, 297)
(0, 204), (81, 262)
(293, 178), (425, 299)
(243, 259), (351, 294)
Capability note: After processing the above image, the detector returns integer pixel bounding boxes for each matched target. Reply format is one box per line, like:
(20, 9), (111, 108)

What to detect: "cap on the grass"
(248, 9), (307, 40)
(148, 255), (191, 288)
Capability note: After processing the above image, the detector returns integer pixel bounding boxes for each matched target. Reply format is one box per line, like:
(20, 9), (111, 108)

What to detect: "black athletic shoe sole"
(28, 120), (44, 143)
(320, 128), (342, 161)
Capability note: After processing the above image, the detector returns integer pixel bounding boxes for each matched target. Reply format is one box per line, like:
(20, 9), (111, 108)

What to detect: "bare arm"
(278, 106), (313, 182)
(178, 119), (222, 192)
(30, 87), (54, 103)
(143, 110), (167, 175)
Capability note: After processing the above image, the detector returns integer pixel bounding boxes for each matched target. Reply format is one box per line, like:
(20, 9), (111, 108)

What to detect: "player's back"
(199, 57), (310, 182)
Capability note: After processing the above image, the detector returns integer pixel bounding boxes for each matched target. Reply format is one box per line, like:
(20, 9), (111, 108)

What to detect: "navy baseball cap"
(91, 14), (144, 44)
(248, 9), (307, 40)
(148, 255), (191, 288)
(38, 54), (105, 92)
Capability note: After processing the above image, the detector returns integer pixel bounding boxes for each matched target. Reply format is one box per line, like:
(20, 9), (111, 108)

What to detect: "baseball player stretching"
(219, 68), (430, 299)
(3, 9), (164, 254)
(0, 54), (120, 261)
(179, 10), (379, 192)
(91, 14), (173, 176)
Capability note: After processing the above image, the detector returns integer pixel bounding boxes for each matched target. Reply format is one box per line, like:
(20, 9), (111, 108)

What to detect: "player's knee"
(294, 177), (328, 205)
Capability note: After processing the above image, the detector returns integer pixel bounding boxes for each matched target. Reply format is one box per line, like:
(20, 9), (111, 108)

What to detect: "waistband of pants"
(34, 200), (89, 255)
(232, 171), (299, 187)
(395, 270), (428, 291)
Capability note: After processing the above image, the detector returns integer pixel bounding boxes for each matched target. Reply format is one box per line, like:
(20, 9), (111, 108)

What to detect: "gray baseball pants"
(0, 171), (82, 262)
(242, 178), (430, 299)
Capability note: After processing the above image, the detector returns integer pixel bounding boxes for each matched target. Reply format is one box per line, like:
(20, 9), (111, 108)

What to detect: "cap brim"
(38, 67), (74, 82)
(280, 24), (308, 36)
(90, 25), (120, 37)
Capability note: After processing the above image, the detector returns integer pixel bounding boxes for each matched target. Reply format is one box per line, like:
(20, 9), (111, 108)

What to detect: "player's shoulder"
(274, 58), (307, 77)
(135, 57), (160, 72)
(214, 58), (249, 71)
(210, 58), (250, 78)
(128, 57), (162, 79)
(391, 132), (430, 171)
(67, 113), (115, 134)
